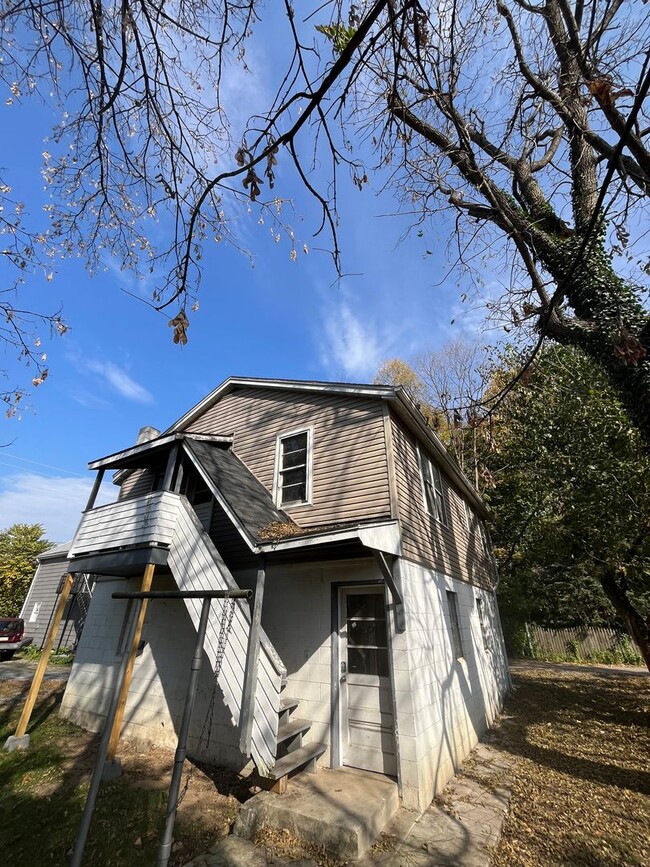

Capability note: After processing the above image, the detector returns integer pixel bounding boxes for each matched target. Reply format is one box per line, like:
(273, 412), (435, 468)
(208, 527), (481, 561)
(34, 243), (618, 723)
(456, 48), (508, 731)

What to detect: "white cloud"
(321, 302), (387, 380)
(0, 473), (116, 544)
(85, 360), (154, 404)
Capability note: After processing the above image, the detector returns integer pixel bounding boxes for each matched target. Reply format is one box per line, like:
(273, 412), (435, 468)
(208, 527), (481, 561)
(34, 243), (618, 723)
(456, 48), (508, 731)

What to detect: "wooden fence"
(524, 623), (642, 664)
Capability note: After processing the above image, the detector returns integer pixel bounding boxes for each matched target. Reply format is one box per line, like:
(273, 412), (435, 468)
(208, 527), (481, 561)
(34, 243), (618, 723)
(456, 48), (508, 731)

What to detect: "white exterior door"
(338, 586), (397, 776)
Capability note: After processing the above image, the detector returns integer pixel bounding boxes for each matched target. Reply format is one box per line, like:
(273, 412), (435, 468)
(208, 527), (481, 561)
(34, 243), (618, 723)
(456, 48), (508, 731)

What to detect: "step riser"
(234, 771), (400, 861)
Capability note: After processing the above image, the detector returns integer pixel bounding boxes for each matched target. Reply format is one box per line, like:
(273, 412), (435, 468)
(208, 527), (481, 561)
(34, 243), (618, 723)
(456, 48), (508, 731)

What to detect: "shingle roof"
(184, 438), (294, 543)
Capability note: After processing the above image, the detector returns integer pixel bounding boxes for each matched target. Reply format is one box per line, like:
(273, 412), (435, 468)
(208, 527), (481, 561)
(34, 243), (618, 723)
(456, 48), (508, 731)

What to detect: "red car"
(0, 618), (33, 661)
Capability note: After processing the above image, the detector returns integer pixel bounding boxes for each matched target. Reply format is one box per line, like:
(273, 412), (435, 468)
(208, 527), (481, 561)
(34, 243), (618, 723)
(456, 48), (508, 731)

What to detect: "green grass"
(0, 683), (236, 866)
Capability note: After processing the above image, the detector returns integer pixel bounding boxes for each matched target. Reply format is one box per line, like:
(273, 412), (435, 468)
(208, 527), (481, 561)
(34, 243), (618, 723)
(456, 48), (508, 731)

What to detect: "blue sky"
(0, 18), (498, 544)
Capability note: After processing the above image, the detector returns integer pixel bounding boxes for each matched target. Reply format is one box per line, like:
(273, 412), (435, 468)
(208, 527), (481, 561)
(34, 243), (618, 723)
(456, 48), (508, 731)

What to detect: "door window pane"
(346, 593), (385, 620)
(348, 618), (387, 648)
(348, 647), (389, 677)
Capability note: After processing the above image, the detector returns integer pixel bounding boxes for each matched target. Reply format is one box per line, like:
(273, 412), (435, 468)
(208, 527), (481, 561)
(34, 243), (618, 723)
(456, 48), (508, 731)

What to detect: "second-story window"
(275, 429), (312, 506)
(418, 447), (447, 525)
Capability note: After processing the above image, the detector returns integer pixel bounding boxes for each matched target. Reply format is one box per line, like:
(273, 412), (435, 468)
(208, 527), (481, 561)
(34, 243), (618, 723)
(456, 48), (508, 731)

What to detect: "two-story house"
(59, 377), (509, 812)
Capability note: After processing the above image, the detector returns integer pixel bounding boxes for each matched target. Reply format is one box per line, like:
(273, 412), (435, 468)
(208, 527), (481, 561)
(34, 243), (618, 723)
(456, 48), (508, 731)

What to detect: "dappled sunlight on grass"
(0, 680), (245, 866)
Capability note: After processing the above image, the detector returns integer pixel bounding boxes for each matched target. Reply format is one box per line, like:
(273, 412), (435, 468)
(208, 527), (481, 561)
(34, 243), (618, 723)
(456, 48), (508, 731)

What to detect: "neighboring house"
(59, 378), (509, 812)
(20, 543), (95, 651)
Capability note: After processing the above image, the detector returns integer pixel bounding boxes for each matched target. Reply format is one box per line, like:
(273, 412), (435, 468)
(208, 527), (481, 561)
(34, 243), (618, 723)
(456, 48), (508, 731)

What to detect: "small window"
(476, 597), (491, 651)
(275, 430), (312, 506)
(418, 447), (447, 525)
(477, 520), (490, 556)
(446, 590), (463, 659)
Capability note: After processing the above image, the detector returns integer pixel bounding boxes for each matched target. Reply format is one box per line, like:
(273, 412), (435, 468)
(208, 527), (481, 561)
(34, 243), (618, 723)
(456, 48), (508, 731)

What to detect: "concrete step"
(267, 742), (326, 780)
(276, 718), (311, 746)
(234, 767), (400, 861)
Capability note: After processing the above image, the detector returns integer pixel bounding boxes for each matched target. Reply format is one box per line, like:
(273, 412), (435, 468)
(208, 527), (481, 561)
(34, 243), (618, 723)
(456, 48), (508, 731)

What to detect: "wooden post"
(84, 468), (105, 512)
(13, 572), (75, 740)
(163, 444), (179, 491)
(239, 560), (265, 755)
(106, 562), (156, 761)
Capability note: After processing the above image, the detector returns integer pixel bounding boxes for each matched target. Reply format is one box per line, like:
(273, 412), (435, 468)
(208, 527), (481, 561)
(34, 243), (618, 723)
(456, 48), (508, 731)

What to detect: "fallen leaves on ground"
(489, 666), (649, 867)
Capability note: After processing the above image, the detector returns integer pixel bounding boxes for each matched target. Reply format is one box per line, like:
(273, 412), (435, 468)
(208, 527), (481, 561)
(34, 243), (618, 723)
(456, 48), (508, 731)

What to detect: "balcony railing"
(68, 491), (180, 558)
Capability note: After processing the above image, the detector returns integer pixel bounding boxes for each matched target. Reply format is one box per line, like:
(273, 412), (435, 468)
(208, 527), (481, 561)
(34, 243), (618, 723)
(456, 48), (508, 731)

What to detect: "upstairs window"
(465, 502), (491, 556)
(446, 590), (464, 659)
(418, 447), (447, 525)
(275, 429), (312, 506)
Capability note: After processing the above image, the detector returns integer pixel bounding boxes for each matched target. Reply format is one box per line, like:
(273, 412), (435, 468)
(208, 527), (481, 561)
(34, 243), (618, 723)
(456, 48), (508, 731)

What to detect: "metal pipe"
(157, 597), (212, 867)
(112, 590), (250, 600)
(70, 598), (144, 867)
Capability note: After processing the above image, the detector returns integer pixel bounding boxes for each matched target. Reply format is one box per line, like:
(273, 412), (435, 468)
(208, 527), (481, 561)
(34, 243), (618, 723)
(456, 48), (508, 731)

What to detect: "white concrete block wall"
(260, 559), (382, 767)
(394, 559), (509, 811)
(61, 557), (508, 813)
(61, 575), (247, 770)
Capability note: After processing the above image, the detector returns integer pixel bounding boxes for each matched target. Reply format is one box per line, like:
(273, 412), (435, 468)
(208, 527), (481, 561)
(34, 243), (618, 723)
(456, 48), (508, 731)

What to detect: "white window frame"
(476, 596), (491, 652)
(446, 589), (464, 659)
(417, 444), (448, 526)
(273, 427), (313, 508)
(465, 501), (491, 556)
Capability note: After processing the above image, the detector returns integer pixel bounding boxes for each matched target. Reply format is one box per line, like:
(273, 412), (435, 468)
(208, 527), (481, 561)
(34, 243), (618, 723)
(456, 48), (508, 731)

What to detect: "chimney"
(136, 425), (160, 444)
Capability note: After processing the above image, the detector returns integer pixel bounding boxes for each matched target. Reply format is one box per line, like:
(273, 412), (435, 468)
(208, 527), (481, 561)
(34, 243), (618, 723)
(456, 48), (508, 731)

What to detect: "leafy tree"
(0, 524), (52, 617)
(1, 0), (649, 438)
(484, 345), (650, 669)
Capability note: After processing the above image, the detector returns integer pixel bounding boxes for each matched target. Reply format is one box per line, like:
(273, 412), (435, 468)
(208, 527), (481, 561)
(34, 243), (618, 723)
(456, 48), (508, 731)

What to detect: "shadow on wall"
(126, 585), (247, 770)
(61, 573), (247, 773)
(402, 563), (510, 805)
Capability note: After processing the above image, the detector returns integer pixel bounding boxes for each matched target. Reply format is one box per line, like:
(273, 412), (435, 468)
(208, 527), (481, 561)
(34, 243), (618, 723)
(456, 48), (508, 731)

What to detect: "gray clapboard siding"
(20, 547), (77, 649)
(389, 412), (494, 587)
(186, 387), (392, 528)
(170, 498), (283, 774)
(68, 492), (179, 557)
(118, 468), (154, 501)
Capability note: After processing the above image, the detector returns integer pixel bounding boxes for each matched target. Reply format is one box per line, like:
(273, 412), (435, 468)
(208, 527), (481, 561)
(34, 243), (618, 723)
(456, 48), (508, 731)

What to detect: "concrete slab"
(234, 768), (399, 861)
(4, 734), (30, 752)
(358, 743), (513, 866)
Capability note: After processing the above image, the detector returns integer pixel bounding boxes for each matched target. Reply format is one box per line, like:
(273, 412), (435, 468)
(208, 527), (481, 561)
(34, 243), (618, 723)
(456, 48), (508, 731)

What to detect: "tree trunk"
(599, 567), (650, 672)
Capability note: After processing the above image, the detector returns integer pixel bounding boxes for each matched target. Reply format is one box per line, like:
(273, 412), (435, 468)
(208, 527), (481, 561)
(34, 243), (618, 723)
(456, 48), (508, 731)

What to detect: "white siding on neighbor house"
(20, 551), (75, 649)
(391, 559), (509, 811)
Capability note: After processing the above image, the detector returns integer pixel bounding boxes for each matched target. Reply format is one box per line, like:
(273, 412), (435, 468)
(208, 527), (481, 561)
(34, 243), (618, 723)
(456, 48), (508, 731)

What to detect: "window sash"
(278, 431), (310, 505)
(446, 590), (463, 659)
(419, 448), (447, 525)
(476, 597), (491, 651)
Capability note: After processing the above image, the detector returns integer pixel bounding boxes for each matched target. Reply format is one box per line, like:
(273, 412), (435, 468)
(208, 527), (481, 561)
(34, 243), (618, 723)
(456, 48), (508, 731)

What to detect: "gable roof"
(165, 376), (490, 518)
